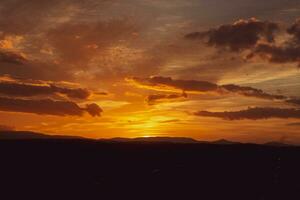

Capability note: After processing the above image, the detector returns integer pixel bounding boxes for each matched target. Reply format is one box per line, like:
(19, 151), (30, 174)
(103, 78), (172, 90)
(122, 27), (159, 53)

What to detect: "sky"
(0, 0), (300, 143)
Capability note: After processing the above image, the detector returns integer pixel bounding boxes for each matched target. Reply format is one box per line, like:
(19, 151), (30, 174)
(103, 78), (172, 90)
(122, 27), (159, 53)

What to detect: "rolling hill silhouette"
(1, 130), (299, 199)
(0, 130), (85, 140)
(107, 136), (199, 143)
(0, 130), (291, 146)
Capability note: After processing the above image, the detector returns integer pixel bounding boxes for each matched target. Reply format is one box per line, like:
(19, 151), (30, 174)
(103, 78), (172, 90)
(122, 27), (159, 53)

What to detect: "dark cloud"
(85, 103), (103, 117)
(0, 55), (73, 81)
(0, 80), (90, 99)
(0, 97), (102, 117)
(287, 19), (300, 42)
(184, 17), (300, 67)
(185, 18), (279, 51)
(146, 92), (187, 105)
(129, 76), (288, 101)
(49, 85), (90, 99)
(194, 107), (300, 120)
(287, 122), (300, 126)
(247, 44), (300, 65)
(0, 50), (28, 65)
(95, 92), (109, 96)
(221, 84), (286, 100)
(247, 19), (300, 65)
(0, 50), (66, 81)
(129, 76), (218, 92)
(286, 98), (300, 106)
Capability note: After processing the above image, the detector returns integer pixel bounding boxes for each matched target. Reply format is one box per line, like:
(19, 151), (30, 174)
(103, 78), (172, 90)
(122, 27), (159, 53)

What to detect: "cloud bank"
(185, 18), (278, 51)
(128, 76), (288, 101)
(0, 80), (91, 99)
(0, 97), (102, 117)
(146, 93), (187, 105)
(195, 107), (300, 120)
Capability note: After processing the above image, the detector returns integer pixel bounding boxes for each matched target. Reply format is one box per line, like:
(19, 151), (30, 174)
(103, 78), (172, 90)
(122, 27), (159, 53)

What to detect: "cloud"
(0, 0), (138, 82)
(0, 79), (91, 99)
(0, 50), (28, 65)
(159, 119), (181, 124)
(0, 97), (102, 117)
(185, 17), (300, 66)
(46, 19), (137, 65)
(127, 76), (218, 93)
(185, 18), (279, 51)
(146, 92), (187, 105)
(0, 0), (110, 37)
(95, 92), (109, 96)
(0, 19), (139, 82)
(50, 85), (90, 99)
(287, 122), (300, 126)
(194, 107), (300, 120)
(128, 76), (288, 101)
(0, 50), (68, 81)
(287, 19), (300, 42)
(0, 19), (137, 81)
(221, 84), (286, 100)
(247, 43), (300, 65)
(0, 55), (73, 81)
(247, 19), (300, 65)
(85, 103), (103, 117)
(286, 98), (300, 106)
(0, 0), (60, 36)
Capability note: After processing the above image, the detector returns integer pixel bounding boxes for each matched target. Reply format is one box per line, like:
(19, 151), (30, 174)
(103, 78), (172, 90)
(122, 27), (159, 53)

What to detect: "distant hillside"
(0, 130), (293, 146)
(0, 131), (84, 140)
(210, 139), (241, 145)
(264, 141), (292, 147)
(107, 137), (199, 143)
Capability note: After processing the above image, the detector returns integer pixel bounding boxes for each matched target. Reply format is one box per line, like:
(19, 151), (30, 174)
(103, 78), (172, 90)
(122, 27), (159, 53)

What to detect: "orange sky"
(0, 0), (300, 143)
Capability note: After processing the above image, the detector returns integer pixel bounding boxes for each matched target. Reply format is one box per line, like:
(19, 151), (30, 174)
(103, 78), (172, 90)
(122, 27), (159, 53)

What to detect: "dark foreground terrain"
(1, 139), (300, 200)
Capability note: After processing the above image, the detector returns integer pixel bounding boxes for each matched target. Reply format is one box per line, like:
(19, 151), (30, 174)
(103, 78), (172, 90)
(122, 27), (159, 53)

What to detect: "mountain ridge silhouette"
(0, 130), (293, 146)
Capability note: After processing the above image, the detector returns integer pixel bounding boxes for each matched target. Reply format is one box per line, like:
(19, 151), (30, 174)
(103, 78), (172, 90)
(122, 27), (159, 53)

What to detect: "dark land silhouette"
(1, 131), (300, 200)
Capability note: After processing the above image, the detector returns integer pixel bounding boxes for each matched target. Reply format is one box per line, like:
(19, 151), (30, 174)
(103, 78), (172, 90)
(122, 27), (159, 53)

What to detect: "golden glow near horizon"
(0, 0), (300, 144)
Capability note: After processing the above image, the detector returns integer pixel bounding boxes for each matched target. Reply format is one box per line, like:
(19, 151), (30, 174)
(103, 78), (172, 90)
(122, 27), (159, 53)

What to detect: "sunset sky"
(0, 0), (300, 143)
